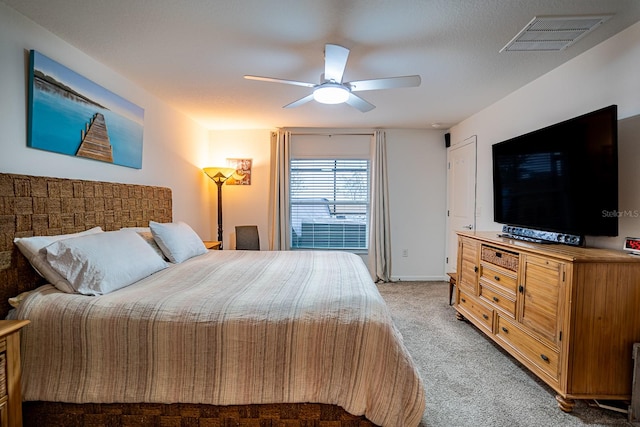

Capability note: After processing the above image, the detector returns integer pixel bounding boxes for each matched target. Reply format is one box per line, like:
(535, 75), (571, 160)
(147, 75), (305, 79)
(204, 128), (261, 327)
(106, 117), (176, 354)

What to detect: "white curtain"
(268, 129), (391, 280)
(369, 130), (393, 282)
(267, 130), (291, 250)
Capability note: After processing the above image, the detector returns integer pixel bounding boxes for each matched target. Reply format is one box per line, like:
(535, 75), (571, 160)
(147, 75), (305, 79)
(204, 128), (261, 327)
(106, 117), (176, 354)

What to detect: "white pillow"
(14, 227), (104, 293)
(149, 221), (207, 263)
(44, 229), (168, 296)
(121, 227), (167, 260)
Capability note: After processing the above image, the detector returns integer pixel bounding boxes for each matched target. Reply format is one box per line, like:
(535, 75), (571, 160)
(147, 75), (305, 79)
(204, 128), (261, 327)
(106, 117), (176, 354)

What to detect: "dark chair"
(235, 225), (260, 250)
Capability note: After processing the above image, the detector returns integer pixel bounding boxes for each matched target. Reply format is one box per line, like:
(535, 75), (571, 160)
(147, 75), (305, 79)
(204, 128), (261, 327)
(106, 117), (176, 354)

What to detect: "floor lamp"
(203, 167), (239, 250)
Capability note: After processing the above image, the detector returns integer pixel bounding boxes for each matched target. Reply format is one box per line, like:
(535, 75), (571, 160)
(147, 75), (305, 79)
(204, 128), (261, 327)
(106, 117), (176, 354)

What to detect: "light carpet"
(376, 281), (634, 427)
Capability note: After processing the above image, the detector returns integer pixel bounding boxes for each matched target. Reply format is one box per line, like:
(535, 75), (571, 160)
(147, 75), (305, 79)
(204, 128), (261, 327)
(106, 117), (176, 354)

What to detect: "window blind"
(290, 159), (369, 250)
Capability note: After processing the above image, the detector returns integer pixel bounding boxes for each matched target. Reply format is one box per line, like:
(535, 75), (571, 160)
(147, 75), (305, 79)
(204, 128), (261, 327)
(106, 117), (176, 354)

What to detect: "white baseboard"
(389, 275), (447, 282)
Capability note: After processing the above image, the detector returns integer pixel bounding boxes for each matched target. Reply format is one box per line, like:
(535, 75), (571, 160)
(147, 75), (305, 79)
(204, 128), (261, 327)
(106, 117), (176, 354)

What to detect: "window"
(290, 159), (369, 251)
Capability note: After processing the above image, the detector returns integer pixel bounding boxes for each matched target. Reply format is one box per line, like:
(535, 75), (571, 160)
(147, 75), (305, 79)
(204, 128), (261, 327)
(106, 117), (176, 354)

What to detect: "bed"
(0, 173), (425, 427)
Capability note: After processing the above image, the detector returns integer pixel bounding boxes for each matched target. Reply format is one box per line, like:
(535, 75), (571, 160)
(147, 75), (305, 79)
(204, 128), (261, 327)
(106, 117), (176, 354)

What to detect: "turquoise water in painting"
(28, 50), (144, 169)
(30, 89), (143, 169)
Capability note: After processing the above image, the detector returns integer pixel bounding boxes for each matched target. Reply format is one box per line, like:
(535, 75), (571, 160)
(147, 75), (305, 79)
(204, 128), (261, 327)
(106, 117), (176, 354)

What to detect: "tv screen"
(492, 105), (618, 239)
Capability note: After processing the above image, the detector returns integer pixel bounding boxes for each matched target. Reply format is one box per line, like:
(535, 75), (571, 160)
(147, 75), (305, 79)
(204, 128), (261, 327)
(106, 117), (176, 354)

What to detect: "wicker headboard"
(0, 173), (172, 317)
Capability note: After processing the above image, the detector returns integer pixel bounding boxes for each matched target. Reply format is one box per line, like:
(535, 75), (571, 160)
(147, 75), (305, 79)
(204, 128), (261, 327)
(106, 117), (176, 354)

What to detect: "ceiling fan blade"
(324, 44), (350, 83)
(244, 75), (315, 88)
(347, 75), (421, 92)
(283, 93), (315, 109)
(345, 93), (375, 112)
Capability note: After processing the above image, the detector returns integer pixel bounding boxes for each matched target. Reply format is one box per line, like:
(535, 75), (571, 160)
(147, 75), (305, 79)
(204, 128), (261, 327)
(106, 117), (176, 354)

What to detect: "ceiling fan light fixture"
(248, 44), (419, 112)
(313, 84), (349, 104)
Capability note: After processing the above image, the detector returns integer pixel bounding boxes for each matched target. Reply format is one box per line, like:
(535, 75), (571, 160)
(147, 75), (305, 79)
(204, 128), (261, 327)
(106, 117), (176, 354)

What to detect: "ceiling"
(4, 0), (640, 130)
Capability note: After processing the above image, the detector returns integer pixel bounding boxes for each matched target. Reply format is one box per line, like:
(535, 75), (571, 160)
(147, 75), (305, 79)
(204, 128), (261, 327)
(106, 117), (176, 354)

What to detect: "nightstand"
(203, 241), (221, 250)
(0, 320), (29, 427)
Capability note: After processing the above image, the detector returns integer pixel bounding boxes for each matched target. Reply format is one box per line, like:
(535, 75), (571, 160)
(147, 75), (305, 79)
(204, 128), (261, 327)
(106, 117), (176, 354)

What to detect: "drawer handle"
(501, 327), (508, 333)
(495, 252), (502, 258)
(540, 354), (550, 363)
(493, 296), (500, 302)
(461, 298), (466, 303)
(494, 275), (500, 281)
(482, 314), (489, 320)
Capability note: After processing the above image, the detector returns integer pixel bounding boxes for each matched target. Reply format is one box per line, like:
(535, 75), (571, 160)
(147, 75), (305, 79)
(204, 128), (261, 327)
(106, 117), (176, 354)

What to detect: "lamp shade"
(203, 166), (245, 249)
(203, 167), (237, 181)
(313, 83), (350, 104)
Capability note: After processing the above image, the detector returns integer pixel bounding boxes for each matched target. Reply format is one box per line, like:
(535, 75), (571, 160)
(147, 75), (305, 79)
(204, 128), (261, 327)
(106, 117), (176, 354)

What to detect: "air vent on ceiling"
(500, 15), (612, 52)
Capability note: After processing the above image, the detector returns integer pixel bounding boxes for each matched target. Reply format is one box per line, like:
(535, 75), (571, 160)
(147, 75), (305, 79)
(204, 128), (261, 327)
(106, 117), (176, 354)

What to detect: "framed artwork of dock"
(27, 50), (144, 169)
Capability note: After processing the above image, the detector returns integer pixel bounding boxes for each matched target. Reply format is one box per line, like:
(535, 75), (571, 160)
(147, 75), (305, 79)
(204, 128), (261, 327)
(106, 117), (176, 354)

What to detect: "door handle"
(462, 224), (473, 229)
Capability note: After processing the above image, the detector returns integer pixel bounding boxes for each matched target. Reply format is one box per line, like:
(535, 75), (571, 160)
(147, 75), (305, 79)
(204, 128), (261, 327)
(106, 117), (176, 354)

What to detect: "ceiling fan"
(244, 44), (421, 112)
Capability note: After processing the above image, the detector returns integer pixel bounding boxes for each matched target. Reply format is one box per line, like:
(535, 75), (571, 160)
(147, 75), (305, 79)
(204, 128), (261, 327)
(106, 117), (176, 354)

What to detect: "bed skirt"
(23, 401), (377, 426)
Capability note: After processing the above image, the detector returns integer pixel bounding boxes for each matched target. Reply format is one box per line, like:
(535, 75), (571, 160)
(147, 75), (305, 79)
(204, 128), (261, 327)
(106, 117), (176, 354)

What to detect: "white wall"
(1, 3), (448, 279)
(208, 129), (273, 249)
(0, 3), (213, 238)
(386, 129), (447, 281)
(449, 20), (640, 251)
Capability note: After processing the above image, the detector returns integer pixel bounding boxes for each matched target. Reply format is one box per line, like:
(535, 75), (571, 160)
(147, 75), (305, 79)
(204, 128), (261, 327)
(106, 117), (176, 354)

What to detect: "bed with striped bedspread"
(12, 249), (425, 427)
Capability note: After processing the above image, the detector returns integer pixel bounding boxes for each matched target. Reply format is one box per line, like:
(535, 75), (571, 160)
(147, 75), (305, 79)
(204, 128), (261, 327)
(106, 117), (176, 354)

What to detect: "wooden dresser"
(0, 320), (29, 426)
(455, 231), (640, 412)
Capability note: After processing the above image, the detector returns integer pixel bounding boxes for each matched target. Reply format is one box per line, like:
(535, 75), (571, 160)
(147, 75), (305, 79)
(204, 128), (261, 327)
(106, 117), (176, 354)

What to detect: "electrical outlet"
(402, 249), (408, 257)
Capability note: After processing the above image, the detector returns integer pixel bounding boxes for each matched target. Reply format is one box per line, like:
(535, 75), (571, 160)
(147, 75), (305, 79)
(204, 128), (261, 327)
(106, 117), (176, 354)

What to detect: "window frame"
(289, 158), (370, 253)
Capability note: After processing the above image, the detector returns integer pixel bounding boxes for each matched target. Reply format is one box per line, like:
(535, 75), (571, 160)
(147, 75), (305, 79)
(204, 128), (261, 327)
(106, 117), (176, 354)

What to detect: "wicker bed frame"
(0, 173), (375, 427)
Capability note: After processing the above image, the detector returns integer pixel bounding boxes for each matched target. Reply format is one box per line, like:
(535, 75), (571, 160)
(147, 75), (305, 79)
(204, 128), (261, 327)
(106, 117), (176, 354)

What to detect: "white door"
(445, 136), (477, 273)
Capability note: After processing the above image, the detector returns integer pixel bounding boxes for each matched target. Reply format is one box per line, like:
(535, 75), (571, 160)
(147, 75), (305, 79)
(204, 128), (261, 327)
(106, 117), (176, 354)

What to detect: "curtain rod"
(289, 132), (375, 136)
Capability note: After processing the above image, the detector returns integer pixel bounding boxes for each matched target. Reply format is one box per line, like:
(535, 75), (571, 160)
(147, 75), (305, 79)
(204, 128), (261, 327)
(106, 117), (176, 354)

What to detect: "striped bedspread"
(13, 250), (425, 426)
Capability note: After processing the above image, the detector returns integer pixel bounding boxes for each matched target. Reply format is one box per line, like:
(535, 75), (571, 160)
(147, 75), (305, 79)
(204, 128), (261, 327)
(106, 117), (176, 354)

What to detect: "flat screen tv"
(492, 105), (618, 244)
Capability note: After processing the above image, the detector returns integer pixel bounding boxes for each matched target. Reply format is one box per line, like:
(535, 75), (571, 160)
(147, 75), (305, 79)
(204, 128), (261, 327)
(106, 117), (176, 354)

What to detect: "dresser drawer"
(0, 353), (5, 400)
(479, 284), (516, 317)
(0, 337), (6, 401)
(481, 245), (519, 272)
(458, 291), (494, 333)
(0, 399), (6, 427)
(496, 315), (560, 382)
(0, 320), (30, 427)
(480, 263), (517, 295)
